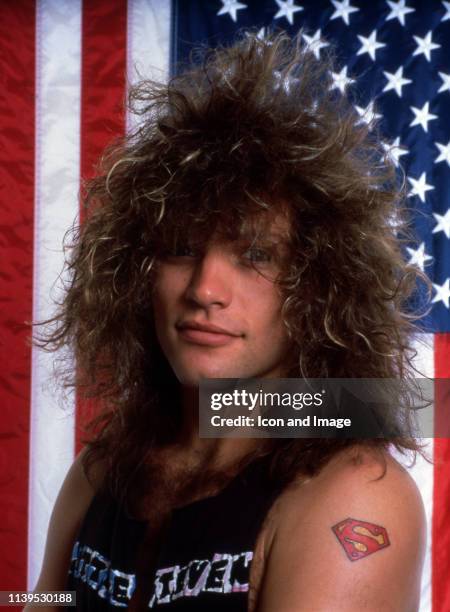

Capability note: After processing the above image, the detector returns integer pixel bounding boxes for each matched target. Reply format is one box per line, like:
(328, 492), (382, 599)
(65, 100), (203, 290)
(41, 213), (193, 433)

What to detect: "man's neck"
(175, 384), (264, 471)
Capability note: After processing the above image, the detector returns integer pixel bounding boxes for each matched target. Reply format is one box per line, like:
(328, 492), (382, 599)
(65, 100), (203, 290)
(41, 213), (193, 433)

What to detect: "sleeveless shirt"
(66, 455), (281, 610)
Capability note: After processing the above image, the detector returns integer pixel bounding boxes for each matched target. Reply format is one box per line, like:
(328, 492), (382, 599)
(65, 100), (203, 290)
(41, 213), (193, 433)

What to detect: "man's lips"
(176, 321), (242, 347)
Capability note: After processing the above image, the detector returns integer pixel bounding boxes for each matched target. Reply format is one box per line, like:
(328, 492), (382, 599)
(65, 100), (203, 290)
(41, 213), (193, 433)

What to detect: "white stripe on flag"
(127, 0), (171, 133)
(28, 0), (82, 589)
(393, 333), (434, 612)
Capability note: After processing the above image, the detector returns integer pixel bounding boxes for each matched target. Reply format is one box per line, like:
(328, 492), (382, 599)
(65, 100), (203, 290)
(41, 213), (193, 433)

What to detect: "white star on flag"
(382, 66), (412, 97)
(408, 172), (434, 203)
(433, 209), (450, 239)
(383, 137), (408, 167)
(406, 243), (433, 272)
(435, 141), (450, 166)
(355, 100), (382, 124)
(217, 0), (247, 21)
(302, 29), (329, 59)
(432, 278), (450, 309)
(330, 65), (354, 93)
(438, 72), (450, 93)
(442, 0), (450, 21)
(386, 209), (401, 233)
(385, 0), (415, 26)
(246, 27), (268, 40)
(357, 30), (386, 61)
(330, 0), (359, 25)
(413, 31), (441, 62)
(410, 102), (437, 133)
(274, 70), (300, 93)
(274, 0), (303, 25)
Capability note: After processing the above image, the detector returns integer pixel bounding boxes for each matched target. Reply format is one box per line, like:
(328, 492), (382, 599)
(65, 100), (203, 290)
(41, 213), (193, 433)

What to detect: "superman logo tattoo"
(332, 517), (390, 562)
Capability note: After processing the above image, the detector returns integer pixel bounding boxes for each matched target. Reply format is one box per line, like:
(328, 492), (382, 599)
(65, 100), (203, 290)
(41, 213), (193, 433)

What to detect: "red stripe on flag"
(76, 0), (128, 454)
(433, 333), (450, 612)
(0, 0), (36, 591)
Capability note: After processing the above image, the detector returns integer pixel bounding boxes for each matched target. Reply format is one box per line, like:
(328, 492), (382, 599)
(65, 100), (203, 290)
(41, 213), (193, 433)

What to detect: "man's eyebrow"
(238, 229), (289, 243)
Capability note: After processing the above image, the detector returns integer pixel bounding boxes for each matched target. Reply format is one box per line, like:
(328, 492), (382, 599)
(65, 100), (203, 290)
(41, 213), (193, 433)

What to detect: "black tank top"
(66, 455), (281, 610)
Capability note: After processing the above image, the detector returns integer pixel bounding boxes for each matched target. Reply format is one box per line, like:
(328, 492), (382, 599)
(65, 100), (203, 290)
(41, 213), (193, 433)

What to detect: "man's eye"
(242, 247), (273, 263)
(174, 245), (196, 257)
(162, 245), (197, 258)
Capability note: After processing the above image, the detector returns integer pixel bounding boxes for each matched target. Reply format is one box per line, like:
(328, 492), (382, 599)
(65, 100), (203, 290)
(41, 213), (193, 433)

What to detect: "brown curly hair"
(32, 31), (430, 503)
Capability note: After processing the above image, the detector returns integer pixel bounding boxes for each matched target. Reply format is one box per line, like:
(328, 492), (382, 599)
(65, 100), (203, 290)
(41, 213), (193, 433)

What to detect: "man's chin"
(176, 368), (242, 385)
(178, 374), (228, 386)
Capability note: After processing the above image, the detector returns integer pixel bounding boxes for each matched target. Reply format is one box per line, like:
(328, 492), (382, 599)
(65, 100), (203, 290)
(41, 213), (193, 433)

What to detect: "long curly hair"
(32, 31), (430, 502)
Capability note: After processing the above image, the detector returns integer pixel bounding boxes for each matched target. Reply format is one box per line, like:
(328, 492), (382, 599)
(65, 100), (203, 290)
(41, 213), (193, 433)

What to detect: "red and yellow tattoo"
(332, 517), (390, 561)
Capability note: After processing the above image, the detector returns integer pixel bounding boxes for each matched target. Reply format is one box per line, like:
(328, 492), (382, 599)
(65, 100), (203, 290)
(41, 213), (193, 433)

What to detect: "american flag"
(0, 1), (449, 610)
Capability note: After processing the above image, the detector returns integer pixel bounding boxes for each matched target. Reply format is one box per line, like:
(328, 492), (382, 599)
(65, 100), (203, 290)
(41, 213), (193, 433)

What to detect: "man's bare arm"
(255, 448), (426, 612)
(23, 449), (101, 611)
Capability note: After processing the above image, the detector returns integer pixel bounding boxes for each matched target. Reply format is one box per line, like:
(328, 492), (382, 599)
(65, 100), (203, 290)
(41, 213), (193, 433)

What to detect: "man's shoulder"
(256, 445), (426, 611)
(277, 445), (424, 520)
(270, 445), (426, 552)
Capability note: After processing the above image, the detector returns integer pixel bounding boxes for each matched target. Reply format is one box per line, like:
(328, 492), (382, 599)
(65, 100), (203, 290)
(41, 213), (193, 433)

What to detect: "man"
(30, 32), (426, 610)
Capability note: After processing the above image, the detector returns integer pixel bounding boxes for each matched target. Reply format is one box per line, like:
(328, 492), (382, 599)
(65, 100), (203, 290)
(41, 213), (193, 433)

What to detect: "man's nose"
(184, 248), (233, 309)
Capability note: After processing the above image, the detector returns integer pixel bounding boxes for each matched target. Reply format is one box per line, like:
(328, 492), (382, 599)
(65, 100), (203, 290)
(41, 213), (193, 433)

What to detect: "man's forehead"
(159, 202), (294, 248)
(236, 209), (293, 241)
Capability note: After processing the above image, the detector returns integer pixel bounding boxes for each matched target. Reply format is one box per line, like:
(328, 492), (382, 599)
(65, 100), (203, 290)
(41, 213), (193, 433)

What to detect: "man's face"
(151, 213), (293, 385)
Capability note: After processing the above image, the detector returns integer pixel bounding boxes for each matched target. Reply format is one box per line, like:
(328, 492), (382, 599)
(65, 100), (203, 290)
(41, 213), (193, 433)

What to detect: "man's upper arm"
(256, 451), (426, 612)
(31, 448), (99, 593)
